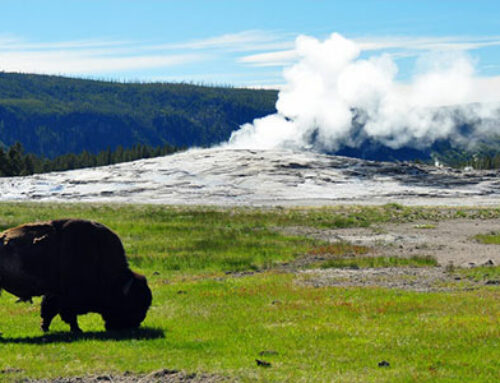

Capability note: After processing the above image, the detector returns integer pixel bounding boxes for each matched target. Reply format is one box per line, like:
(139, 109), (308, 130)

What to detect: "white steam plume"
(228, 33), (500, 151)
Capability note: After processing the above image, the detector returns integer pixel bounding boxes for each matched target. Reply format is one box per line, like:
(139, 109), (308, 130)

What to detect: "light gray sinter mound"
(1, 148), (500, 206)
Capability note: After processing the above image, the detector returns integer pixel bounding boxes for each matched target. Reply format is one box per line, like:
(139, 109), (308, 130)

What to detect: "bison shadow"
(0, 327), (164, 344)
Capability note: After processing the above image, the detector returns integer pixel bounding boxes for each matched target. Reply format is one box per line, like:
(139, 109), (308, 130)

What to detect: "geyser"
(228, 33), (500, 154)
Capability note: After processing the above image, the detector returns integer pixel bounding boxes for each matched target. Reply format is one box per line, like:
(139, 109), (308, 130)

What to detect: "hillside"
(0, 72), (277, 157)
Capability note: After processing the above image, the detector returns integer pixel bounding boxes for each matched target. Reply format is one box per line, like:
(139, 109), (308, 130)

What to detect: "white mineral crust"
(1, 148), (499, 206)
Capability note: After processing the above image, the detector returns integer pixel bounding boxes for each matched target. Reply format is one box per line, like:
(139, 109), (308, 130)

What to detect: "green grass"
(449, 266), (500, 283)
(474, 232), (500, 245)
(308, 242), (370, 257)
(414, 224), (437, 229)
(320, 255), (439, 269)
(0, 273), (498, 382)
(0, 203), (499, 382)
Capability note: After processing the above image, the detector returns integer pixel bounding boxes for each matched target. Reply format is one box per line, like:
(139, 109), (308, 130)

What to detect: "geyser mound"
(1, 148), (500, 206)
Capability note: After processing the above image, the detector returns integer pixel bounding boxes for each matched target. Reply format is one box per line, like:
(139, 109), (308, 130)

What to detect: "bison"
(0, 219), (152, 333)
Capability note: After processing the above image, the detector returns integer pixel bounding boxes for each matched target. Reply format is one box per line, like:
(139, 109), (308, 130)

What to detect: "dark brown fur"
(0, 219), (152, 332)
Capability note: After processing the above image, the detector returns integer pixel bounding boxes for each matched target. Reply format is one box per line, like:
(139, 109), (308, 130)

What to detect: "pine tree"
(21, 154), (35, 176)
(0, 147), (7, 176)
(7, 142), (24, 176)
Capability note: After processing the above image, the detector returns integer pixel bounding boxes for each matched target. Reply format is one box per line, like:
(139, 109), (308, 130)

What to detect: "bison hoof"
(70, 326), (83, 334)
(41, 324), (50, 333)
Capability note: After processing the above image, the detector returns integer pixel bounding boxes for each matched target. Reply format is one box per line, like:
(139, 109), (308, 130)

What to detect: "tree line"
(430, 138), (500, 170)
(0, 142), (181, 177)
(442, 153), (500, 170)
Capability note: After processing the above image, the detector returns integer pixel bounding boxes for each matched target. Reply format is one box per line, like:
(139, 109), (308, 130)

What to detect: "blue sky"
(1, 0), (500, 87)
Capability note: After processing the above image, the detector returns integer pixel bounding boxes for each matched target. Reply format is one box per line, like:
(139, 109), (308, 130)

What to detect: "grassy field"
(0, 203), (499, 382)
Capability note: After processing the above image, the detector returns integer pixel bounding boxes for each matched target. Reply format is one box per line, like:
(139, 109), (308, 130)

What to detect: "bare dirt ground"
(283, 218), (500, 267)
(280, 218), (500, 292)
(19, 369), (229, 383)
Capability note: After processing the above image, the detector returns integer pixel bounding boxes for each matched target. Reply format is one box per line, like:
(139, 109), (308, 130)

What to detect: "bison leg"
(40, 294), (60, 332)
(59, 309), (82, 333)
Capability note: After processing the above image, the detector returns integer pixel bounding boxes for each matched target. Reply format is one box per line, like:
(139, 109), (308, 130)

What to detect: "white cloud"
(0, 30), (294, 77)
(2, 31), (500, 86)
(355, 35), (500, 52)
(148, 30), (294, 52)
(0, 49), (204, 75)
(239, 50), (298, 67)
(240, 35), (500, 68)
(0, 36), (133, 51)
(0, 36), (209, 75)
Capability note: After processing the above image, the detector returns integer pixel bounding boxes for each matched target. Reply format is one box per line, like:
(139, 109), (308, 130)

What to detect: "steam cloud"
(228, 33), (500, 151)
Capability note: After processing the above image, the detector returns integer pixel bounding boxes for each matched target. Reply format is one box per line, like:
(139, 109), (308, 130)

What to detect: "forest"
(0, 141), (180, 177)
(0, 72), (277, 157)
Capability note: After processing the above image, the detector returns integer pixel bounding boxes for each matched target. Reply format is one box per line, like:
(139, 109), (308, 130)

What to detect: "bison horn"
(123, 277), (134, 296)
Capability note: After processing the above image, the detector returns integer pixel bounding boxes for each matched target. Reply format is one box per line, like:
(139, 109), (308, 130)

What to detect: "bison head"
(102, 272), (152, 331)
